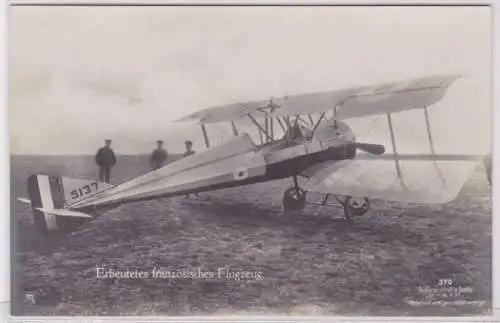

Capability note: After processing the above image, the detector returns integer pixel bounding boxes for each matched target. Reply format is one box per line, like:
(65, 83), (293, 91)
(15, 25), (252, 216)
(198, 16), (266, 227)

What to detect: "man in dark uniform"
(95, 139), (116, 183)
(483, 153), (492, 187)
(150, 140), (168, 170)
(183, 140), (196, 157)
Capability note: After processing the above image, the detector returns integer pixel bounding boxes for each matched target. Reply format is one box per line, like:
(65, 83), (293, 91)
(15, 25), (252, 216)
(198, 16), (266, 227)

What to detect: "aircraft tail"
(21, 174), (114, 233)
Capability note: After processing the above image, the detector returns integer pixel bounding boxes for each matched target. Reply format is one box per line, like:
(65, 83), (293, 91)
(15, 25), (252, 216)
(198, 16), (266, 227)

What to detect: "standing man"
(95, 139), (116, 183)
(150, 140), (168, 170)
(183, 140), (196, 157)
(483, 153), (492, 187)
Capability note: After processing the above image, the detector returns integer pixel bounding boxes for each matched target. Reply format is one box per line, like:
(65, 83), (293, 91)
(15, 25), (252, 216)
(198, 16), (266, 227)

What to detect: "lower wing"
(301, 154), (485, 204)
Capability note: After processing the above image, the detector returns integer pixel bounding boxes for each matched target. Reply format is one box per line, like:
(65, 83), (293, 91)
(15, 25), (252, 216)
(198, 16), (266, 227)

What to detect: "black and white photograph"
(9, 4), (492, 317)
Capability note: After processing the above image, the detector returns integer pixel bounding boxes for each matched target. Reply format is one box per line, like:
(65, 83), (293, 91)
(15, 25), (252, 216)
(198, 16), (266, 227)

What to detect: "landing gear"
(281, 175), (370, 219)
(283, 187), (307, 211)
(283, 176), (307, 212)
(342, 196), (370, 220)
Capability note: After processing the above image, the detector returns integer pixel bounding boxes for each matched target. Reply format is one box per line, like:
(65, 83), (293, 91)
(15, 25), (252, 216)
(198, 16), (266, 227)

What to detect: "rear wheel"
(343, 196), (370, 220)
(283, 187), (307, 212)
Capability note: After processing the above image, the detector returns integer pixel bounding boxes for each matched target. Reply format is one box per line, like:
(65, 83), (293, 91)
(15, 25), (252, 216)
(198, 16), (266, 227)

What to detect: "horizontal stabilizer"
(34, 207), (93, 219)
(25, 174), (112, 233)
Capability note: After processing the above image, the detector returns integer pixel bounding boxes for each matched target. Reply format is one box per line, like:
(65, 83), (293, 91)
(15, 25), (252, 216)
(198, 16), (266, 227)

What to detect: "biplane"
(18, 74), (489, 234)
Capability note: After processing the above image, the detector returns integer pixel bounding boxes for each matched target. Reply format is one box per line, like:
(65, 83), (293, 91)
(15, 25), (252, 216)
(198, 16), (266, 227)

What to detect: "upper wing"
(176, 74), (461, 124)
(271, 74), (461, 119)
(177, 99), (271, 124)
(301, 155), (480, 204)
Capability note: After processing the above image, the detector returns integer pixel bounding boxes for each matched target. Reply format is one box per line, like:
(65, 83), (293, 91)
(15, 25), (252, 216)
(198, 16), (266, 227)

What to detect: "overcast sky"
(9, 6), (491, 155)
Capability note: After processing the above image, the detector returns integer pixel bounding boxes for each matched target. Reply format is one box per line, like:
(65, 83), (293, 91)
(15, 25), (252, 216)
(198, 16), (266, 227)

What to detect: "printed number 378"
(71, 182), (98, 199)
(439, 278), (453, 287)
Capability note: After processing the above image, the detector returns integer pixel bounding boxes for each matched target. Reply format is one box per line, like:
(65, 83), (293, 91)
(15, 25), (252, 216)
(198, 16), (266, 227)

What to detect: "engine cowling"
(313, 118), (356, 146)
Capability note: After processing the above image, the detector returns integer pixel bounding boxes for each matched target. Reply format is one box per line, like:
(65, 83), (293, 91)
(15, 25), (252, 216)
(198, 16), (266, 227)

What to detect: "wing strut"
(386, 113), (404, 183)
(308, 114), (315, 127)
(270, 117), (274, 140)
(333, 100), (345, 129)
(231, 121), (239, 136)
(201, 124), (210, 148)
(333, 106), (337, 128)
(284, 116), (291, 128)
(276, 117), (287, 133)
(423, 106), (446, 184)
(247, 113), (273, 143)
(265, 117), (270, 143)
(423, 107), (436, 154)
(311, 112), (326, 136)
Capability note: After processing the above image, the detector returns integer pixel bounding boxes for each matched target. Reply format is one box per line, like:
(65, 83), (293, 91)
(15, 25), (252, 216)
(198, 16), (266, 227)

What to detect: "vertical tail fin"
(27, 175), (61, 233)
(25, 175), (113, 233)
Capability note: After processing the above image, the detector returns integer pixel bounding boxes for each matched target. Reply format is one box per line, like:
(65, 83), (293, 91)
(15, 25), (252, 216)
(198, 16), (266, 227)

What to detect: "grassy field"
(10, 155), (492, 316)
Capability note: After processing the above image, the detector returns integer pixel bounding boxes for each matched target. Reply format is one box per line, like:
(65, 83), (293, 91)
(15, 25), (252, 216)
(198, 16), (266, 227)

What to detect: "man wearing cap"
(95, 139), (117, 183)
(183, 140), (196, 158)
(483, 153), (492, 187)
(150, 140), (168, 171)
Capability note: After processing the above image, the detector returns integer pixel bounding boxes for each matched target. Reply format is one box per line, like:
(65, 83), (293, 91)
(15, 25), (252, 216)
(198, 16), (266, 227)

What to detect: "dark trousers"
(485, 164), (492, 187)
(99, 166), (112, 183)
(484, 156), (492, 187)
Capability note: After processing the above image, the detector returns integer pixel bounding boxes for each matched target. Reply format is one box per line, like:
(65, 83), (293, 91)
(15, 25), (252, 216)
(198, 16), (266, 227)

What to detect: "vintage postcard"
(9, 4), (492, 317)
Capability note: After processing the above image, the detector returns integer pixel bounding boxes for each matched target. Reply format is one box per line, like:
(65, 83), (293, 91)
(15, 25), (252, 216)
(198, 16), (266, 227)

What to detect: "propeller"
(354, 142), (385, 155)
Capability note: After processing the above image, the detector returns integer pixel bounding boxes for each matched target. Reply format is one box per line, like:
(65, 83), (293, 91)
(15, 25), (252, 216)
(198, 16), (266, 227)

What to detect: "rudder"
(26, 174), (112, 233)
(26, 175), (55, 233)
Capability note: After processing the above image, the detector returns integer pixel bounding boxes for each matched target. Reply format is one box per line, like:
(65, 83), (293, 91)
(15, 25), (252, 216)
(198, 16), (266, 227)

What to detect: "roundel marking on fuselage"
(233, 167), (249, 181)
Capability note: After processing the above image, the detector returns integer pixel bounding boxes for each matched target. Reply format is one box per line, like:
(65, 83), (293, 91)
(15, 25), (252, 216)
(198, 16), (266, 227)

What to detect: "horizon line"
(10, 153), (185, 156)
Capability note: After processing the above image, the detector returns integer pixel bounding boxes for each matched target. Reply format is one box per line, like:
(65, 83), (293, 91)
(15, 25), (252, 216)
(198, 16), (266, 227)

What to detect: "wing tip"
(174, 116), (195, 123)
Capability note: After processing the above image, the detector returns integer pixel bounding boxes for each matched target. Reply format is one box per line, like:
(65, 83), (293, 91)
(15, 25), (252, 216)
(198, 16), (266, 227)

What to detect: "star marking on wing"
(257, 98), (284, 115)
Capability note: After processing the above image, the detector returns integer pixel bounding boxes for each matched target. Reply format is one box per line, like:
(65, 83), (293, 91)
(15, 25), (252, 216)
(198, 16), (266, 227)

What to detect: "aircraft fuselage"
(73, 119), (357, 211)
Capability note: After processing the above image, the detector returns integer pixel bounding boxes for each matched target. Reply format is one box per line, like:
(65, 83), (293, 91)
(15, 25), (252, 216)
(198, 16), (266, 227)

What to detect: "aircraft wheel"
(343, 196), (370, 220)
(283, 187), (307, 212)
